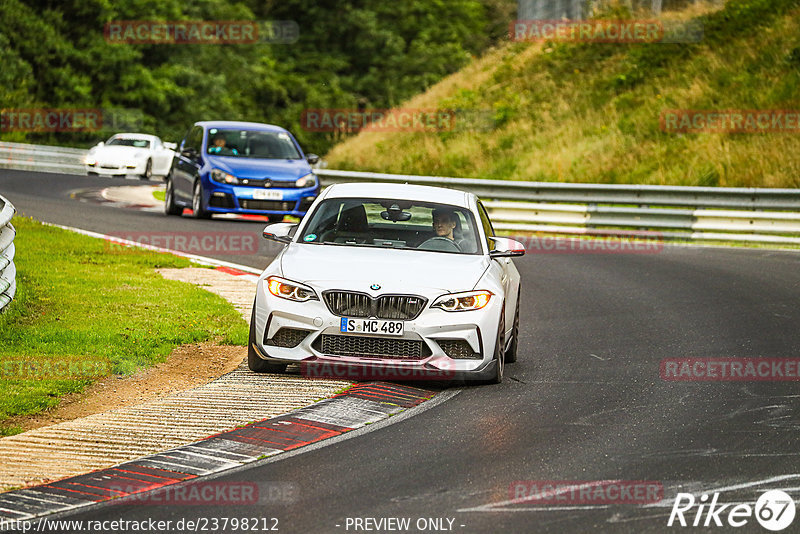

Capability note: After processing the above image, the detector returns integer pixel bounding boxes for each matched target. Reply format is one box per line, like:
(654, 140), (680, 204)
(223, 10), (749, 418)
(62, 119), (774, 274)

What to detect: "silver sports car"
(249, 182), (524, 383)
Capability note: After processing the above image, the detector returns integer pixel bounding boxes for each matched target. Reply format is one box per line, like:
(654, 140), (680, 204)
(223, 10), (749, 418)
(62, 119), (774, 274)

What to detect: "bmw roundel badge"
(370, 283), (381, 291)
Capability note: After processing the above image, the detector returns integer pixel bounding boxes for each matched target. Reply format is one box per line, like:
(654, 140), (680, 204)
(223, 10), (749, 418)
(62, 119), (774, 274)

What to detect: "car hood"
(207, 156), (311, 181)
(279, 244), (490, 295)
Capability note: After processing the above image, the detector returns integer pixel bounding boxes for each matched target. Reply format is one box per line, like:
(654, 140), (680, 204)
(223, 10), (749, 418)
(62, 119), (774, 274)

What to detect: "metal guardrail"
(0, 141), (86, 174)
(317, 171), (800, 244)
(1, 141), (799, 244)
(0, 195), (17, 312)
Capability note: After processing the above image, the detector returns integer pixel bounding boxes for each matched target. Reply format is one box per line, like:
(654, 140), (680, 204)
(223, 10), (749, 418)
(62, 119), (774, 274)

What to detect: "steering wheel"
(418, 237), (462, 252)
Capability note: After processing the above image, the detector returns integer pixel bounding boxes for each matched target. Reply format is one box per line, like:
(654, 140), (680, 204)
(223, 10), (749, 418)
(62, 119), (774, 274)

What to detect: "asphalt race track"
(2, 169), (800, 533)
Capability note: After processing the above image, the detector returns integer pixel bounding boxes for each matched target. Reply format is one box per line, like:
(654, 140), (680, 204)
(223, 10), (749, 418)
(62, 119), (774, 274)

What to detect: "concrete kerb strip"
(0, 383), (437, 523)
(0, 222), (445, 522)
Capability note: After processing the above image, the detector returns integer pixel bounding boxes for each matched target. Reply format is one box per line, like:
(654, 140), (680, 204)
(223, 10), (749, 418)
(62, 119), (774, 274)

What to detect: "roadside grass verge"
(326, 0), (800, 188)
(0, 217), (249, 435)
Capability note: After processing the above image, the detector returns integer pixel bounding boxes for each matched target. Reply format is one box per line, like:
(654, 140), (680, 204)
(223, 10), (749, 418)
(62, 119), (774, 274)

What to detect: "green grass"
(0, 217), (248, 435)
(326, 0), (800, 188)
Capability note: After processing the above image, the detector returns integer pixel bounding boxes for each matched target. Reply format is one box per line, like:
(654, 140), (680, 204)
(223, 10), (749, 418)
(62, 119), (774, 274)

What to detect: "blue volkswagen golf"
(164, 121), (320, 221)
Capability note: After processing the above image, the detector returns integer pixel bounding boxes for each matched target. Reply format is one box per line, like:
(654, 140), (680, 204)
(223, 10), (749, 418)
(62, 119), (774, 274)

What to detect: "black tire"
(505, 288), (520, 364)
(482, 308), (505, 385)
(164, 177), (182, 216)
(140, 159), (152, 180)
(191, 181), (212, 219)
(248, 305), (288, 373)
(267, 214), (284, 223)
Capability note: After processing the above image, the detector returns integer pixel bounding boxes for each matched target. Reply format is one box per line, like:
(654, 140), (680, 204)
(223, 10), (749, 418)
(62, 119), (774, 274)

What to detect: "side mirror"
(164, 142), (177, 151)
(306, 153), (320, 165)
(263, 223), (297, 244)
(96, 141), (105, 147)
(488, 237), (525, 258)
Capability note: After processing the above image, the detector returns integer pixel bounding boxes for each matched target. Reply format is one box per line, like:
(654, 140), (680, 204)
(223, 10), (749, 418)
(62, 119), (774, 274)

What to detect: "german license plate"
(253, 189), (283, 200)
(340, 318), (404, 336)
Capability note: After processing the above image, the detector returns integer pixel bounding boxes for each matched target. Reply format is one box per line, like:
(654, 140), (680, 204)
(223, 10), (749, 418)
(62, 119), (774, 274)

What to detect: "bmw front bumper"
(250, 280), (503, 382)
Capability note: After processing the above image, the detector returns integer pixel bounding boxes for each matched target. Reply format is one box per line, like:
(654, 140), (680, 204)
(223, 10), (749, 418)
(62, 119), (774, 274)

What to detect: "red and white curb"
(0, 383), (437, 521)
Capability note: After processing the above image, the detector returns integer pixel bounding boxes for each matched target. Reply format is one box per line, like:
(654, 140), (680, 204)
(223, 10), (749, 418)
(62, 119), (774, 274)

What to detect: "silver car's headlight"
(295, 173), (316, 188)
(266, 276), (318, 302)
(211, 169), (242, 185)
(431, 290), (493, 312)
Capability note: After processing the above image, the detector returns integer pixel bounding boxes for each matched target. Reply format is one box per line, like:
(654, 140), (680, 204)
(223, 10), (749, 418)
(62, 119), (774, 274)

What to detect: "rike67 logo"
(668, 490), (795, 531)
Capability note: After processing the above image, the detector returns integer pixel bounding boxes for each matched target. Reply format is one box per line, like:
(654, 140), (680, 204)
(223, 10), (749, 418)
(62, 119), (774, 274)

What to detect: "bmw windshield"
(299, 198), (481, 255)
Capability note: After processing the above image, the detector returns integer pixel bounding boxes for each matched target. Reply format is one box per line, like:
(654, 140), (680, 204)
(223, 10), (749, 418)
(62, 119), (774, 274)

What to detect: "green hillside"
(326, 0), (800, 188)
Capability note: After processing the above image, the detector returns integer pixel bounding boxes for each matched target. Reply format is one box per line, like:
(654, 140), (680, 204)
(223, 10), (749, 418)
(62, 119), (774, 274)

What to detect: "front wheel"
(481, 309), (505, 385)
(247, 304), (288, 373)
(191, 181), (211, 219)
(164, 178), (181, 216)
(140, 159), (152, 180)
(505, 288), (520, 364)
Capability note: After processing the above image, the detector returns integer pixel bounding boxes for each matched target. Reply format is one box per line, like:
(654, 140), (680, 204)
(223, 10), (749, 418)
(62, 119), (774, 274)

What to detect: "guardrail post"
(0, 195), (17, 312)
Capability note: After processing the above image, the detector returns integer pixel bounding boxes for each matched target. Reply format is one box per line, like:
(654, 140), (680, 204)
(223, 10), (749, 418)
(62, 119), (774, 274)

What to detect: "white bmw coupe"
(250, 182), (524, 384)
(85, 133), (175, 180)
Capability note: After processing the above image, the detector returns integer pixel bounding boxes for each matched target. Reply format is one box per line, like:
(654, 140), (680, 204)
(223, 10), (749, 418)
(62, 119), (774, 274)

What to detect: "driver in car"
(432, 208), (457, 241)
(208, 134), (238, 156)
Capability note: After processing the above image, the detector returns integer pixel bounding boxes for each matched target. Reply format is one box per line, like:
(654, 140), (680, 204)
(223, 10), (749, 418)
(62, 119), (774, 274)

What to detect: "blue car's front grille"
(240, 178), (303, 188)
(239, 199), (296, 211)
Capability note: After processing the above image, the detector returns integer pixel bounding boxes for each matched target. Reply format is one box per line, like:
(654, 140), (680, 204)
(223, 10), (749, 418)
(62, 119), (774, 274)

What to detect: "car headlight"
(295, 173), (317, 188)
(211, 169), (242, 185)
(266, 276), (318, 302)
(85, 156), (96, 165)
(431, 290), (493, 312)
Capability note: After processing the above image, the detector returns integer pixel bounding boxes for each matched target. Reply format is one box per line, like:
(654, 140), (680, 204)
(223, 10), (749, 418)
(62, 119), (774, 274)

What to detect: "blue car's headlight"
(211, 169), (242, 185)
(295, 173), (317, 189)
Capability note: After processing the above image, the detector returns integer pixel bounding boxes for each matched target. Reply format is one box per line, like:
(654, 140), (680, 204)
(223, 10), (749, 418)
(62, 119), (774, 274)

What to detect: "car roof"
(110, 133), (157, 139)
(323, 182), (472, 207)
(195, 121), (289, 133)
